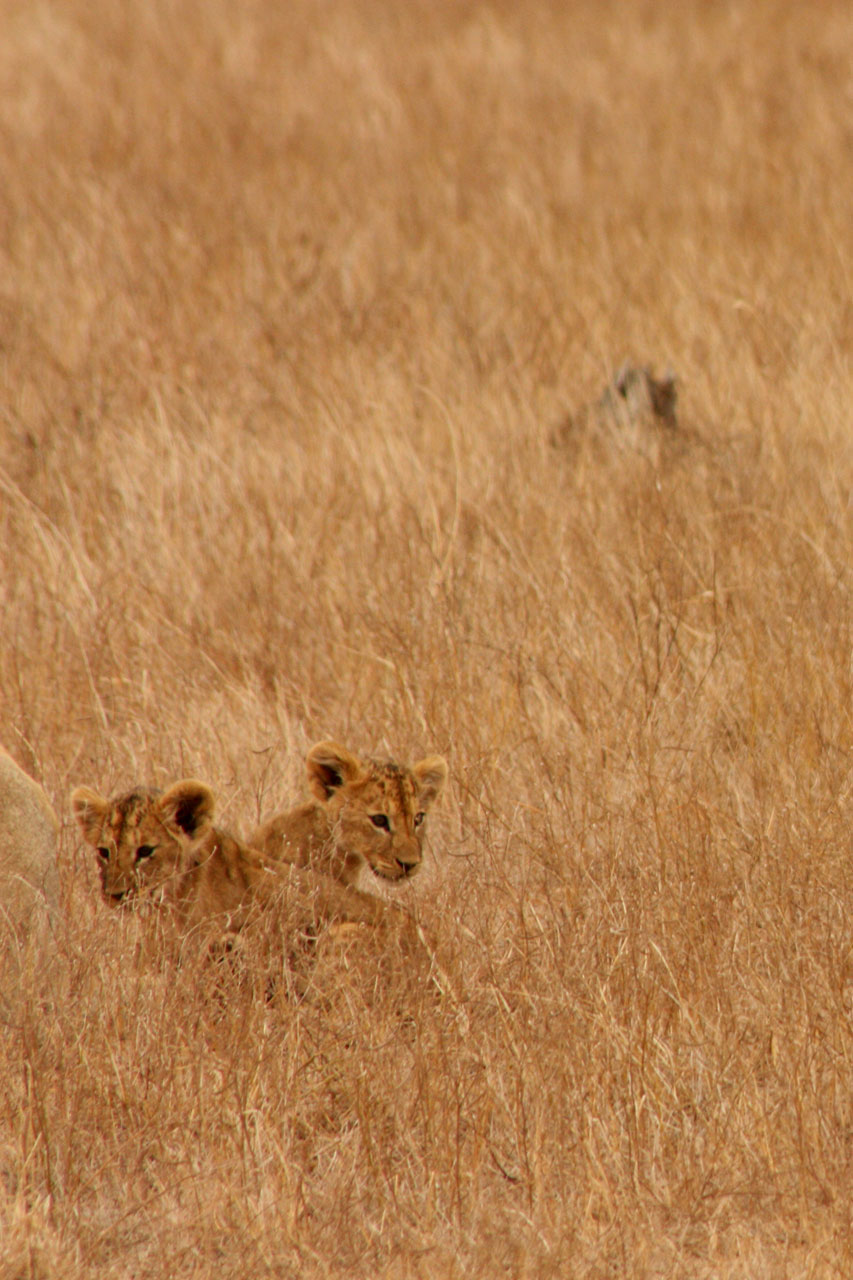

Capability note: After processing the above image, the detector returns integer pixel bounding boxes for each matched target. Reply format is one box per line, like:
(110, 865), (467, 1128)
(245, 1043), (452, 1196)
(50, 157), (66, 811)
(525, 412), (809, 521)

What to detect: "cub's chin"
(370, 864), (403, 882)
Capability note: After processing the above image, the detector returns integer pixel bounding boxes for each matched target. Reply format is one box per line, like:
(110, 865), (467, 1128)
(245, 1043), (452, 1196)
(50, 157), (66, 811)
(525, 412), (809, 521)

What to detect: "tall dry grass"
(3, 0), (853, 1274)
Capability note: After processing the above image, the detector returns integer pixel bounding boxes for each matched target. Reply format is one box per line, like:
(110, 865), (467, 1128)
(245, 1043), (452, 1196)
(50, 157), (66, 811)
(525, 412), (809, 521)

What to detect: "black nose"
(396, 860), (417, 877)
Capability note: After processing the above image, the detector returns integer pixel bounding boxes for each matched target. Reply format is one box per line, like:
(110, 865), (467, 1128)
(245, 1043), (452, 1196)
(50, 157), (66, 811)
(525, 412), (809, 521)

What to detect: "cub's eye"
(96, 847), (110, 862)
(135, 845), (156, 861)
(413, 812), (426, 827)
(369, 814), (390, 831)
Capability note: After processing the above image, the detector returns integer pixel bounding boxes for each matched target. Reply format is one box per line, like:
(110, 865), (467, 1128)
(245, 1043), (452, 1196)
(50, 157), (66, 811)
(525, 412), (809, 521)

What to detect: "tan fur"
(70, 778), (411, 941)
(251, 741), (448, 888)
(0, 746), (59, 942)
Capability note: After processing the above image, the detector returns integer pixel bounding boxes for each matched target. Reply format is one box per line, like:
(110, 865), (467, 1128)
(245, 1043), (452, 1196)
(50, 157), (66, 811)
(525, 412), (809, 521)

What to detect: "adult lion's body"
(0, 746), (59, 943)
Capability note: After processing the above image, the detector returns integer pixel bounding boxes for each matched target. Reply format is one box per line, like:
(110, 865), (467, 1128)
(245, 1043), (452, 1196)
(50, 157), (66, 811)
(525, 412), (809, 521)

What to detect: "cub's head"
(306, 741), (447, 882)
(71, 780), (215, 907)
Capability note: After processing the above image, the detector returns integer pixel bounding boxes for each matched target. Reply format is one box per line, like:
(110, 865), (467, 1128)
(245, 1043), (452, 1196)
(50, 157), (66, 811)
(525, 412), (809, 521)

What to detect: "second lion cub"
(251, 741), (447, 888)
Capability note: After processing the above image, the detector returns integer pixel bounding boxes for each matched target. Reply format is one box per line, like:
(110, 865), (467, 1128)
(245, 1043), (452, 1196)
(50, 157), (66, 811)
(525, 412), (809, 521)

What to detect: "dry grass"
(3, 0), (853, 1274)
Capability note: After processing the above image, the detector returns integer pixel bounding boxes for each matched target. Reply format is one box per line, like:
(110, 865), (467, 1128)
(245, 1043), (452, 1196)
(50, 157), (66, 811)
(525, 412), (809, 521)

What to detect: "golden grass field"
(3, 0), (853, 1274)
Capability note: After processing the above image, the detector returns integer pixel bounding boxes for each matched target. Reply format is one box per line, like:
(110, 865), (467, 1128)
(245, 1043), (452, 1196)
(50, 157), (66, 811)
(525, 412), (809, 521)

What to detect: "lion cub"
(250, 741), (447, 888)
(70, 779), (405, 938)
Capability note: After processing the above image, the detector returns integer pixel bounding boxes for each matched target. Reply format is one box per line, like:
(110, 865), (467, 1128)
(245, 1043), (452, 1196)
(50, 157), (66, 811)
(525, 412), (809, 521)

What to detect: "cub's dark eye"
(370, 814), (390, 831)
(96, 847), (110, 861)
(135, 845), (156, 861)
(413, 812), (425, 827)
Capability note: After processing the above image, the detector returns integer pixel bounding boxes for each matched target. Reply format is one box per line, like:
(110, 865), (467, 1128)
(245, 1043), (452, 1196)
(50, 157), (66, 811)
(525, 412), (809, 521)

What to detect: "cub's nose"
(395, 857), (420, 878)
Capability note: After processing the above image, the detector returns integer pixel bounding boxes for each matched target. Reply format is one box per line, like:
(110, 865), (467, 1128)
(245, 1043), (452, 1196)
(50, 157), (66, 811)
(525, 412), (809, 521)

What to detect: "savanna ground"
(3, 0), (853, 1275)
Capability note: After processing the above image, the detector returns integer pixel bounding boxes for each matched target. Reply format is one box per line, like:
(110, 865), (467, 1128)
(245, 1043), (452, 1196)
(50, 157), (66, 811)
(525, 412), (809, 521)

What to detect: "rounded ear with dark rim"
(412, 756), (448, 809)
(306, 741), (364, 801)
(157, 780), (215, 838)
(71, 786), (109, 844)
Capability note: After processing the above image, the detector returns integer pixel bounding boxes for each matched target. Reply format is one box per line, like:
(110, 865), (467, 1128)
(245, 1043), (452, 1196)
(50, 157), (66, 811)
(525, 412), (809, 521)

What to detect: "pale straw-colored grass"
(3, 1), (853, 1275)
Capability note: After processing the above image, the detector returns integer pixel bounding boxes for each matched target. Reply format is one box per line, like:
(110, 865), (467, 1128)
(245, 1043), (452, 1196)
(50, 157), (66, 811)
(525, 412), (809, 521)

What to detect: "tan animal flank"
(251, 741), (448, 887)
(0, 746), (59, 941)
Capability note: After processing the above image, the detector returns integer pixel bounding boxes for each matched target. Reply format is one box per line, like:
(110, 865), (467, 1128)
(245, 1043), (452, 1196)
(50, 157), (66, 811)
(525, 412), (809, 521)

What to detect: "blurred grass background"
(3, 1), (853, 1274)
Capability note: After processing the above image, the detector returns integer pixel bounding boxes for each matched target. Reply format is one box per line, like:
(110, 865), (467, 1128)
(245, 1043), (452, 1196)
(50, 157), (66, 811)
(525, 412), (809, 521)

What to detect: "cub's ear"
(306, 741), (364, 801)
(71, 786), (109, 845)
(157, 780), (215, 838)
(412, 756), (448, 809)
